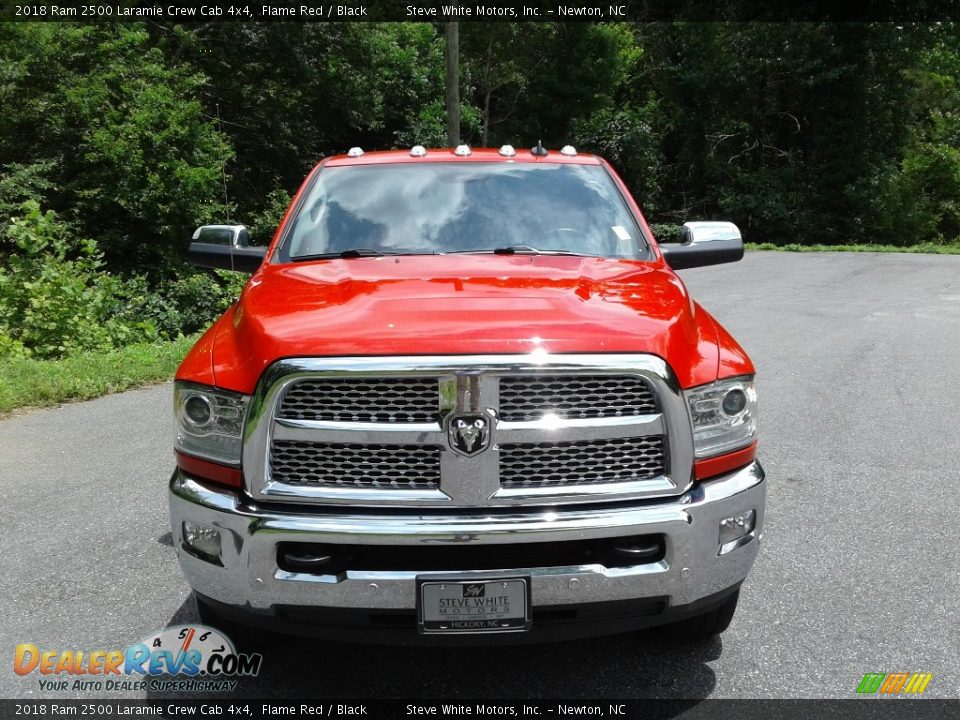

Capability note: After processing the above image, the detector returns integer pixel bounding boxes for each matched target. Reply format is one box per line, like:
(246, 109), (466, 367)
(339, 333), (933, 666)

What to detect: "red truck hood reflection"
(196, 255), (744, 392)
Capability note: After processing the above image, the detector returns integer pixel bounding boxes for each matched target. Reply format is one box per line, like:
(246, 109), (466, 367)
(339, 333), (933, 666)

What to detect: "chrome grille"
(498, 375), (657, 421)
(499, 436), (665, 487)
(270, 440), (441, 489)
(248, 355), (693, 507)
(278, 377), (438, 423)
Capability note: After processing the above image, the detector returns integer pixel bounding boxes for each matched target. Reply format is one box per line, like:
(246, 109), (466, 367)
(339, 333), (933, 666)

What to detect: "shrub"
(648, 223), (683, 244)
(0, 202), (158, 358)
(139, 269), (246, 340)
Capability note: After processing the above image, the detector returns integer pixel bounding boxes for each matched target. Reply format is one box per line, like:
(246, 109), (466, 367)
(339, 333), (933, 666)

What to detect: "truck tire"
(661, 590), (740, 642)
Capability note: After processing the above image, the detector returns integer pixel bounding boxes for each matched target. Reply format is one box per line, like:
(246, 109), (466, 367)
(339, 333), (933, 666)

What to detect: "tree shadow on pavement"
(145, 595), (719, 703)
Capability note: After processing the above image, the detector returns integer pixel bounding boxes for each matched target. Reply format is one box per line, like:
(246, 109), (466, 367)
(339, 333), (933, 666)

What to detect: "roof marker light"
(347, 147), (364, 158)
(560, 145), (577, 156)
(454, 144), (472, 157)
(410, 145), (427, 157)
(499, 144), (516, 157)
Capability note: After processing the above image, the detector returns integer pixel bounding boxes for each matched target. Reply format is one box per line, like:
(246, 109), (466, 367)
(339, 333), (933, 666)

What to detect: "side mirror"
(187, 224), (266, 273)
(660, 221), (744, 270)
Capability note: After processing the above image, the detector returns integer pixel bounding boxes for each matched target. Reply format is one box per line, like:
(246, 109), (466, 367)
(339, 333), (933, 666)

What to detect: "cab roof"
(324, 147), (604, 167)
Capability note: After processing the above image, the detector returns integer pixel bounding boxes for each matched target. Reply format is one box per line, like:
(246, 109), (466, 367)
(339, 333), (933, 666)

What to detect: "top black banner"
(1, 700), (959, 720)
(4, 0), (960, 22)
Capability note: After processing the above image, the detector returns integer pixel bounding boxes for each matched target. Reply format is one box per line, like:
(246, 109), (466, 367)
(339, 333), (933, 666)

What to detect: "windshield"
(277, 162), (650, 262)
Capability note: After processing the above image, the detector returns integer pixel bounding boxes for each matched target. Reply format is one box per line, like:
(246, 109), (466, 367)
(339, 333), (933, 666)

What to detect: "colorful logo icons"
(856, 672), (932, 695)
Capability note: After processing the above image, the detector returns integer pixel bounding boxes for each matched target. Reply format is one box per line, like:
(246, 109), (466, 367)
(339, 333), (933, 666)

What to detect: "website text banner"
(4, 0), (960, 22)
(2, 700), (960, 720)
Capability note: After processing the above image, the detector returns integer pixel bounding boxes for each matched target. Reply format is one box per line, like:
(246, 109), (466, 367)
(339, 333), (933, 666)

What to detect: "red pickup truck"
(170, 145), (764, 643)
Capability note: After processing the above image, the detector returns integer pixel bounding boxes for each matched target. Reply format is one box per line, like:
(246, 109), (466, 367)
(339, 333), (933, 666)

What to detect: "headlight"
(174, 381), (249, 466)
(684, 376), (757, 459)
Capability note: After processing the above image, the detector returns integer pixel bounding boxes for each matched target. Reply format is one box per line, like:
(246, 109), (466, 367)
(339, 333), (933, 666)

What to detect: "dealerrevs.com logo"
(14, 625), (262, 692)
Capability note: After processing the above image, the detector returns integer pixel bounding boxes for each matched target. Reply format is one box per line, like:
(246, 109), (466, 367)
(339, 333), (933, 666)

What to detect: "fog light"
(718, 510), (756, 547)
(182, 521), (222, 561)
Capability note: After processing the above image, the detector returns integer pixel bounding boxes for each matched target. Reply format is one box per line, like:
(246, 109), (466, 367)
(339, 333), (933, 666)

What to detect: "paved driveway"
(2, 252), (958, 699)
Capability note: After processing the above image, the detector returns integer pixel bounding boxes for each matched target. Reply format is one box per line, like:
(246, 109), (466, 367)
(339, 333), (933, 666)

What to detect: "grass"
(0, 334), (199, 415)
(746, 242), (960, 254)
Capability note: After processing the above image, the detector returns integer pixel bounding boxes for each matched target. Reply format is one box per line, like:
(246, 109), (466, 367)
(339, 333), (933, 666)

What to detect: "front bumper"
(169, 461), (765, 640)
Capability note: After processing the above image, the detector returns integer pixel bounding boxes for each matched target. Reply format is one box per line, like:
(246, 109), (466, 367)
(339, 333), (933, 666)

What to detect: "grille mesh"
(499, 436), (665, 487)
(278, 378), (438, 423)
(270, 441), (441, 489)
(498, 375), (657, 421)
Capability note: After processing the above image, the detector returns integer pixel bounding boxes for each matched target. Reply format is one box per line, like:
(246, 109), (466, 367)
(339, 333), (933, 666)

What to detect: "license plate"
(417, 577), (531, 634)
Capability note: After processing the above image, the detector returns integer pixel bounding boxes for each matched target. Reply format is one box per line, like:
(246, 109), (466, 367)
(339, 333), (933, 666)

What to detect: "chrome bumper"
(169, 461), (765, 615)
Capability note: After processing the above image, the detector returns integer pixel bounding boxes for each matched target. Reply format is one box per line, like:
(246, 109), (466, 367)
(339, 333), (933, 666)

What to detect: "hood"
(192, 255), (739, 392)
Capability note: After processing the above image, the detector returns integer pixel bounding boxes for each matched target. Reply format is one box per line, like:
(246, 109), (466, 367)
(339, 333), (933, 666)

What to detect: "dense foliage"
(1, 21), (958, 359)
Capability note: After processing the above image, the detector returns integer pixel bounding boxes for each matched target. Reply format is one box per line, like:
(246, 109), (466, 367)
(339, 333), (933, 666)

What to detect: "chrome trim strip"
(259, 482), (451, 504)
(497, 414), (661, 431)
(272, 422), (445, 446)
(266, 564), (676, 608)
(248, 500), (690, 542)
(495, 414), (663, 443)
(275, 418), (442, 434)
(242, 354), (694, 508)
(492, 476), (678, 501)
(273, 561), (670, 586)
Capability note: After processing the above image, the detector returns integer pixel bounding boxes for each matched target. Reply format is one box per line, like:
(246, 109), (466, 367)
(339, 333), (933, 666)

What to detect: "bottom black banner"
(1, 700), (957, 720)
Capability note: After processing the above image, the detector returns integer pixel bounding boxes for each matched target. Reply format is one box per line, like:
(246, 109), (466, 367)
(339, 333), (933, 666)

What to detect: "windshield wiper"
(292, 246), (602, 261)
(493, 245), (580, 255)
(291, 248), (401, 262)
(442, 246), (600, 257)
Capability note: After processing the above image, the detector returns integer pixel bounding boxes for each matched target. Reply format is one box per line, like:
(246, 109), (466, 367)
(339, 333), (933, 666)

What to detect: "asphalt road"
(3, 252), (959, 701)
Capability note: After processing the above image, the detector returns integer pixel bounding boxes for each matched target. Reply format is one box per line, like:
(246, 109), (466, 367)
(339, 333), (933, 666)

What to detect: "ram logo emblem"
(447, 414), (490, 457)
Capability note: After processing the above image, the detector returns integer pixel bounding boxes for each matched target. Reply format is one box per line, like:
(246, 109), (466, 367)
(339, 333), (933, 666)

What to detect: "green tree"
(876, 24), (960, 244)
(156, 22), (445, 237)
(631, 23), (922, 244)
(458, 23), (639, 149)
(0, 23), (231, 272)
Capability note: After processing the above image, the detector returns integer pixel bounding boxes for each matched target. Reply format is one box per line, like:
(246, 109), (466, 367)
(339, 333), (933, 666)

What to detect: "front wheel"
(661, 590), (740, 642)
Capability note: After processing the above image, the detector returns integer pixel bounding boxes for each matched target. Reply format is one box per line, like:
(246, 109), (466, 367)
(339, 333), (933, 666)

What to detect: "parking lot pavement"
(2, 252), (958, 699)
